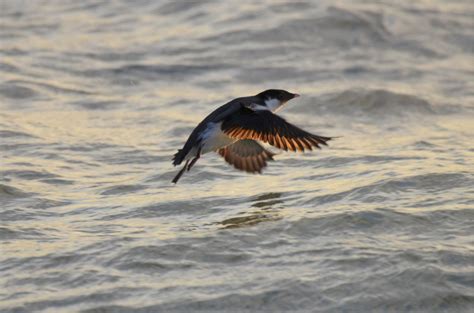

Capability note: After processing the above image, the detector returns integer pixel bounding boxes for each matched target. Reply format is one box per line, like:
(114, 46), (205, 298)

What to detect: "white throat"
(264, 98), (281, 111)
(247, 98), (282, 112)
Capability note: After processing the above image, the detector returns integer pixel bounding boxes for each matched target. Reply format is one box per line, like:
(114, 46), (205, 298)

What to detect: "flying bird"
(172, 89), (332, 183)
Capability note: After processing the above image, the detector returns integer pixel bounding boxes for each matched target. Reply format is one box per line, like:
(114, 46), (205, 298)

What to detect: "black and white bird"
(172, 89), (332, 183)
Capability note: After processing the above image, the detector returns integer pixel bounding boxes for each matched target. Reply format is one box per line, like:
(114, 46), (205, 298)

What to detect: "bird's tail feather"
(172, 149), (185, 166)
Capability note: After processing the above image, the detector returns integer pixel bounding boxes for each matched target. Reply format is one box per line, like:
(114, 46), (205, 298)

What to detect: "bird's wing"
(221, 108), (331, 152)
(217, 139), (274, 173)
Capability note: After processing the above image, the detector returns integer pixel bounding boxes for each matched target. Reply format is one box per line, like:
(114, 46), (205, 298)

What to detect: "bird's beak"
(292, 93), (300, 98)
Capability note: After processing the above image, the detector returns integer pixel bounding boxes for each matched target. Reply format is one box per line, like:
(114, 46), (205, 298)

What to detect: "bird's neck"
(263, 98), (281, 111)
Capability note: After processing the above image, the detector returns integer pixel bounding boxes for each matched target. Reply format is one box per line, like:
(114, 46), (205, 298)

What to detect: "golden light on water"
(1, 1), (473, 311)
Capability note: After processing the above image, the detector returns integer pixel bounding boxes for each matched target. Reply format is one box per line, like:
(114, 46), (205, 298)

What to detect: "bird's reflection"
(219, 192), (283, 229)
(251, 192), (284, 208)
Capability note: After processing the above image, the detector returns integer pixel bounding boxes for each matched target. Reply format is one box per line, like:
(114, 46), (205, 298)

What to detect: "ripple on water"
(1, 169), (59, 180)
(304, 155), (427, 169)
(69, 99), (122, 110)
(285, 209), (430, 238)
(206, 6), (391, 48)
(104, 239), (251, 274)
(0, 83), (37, 99)
(80, 64), (228, 84)
(0, 62), (20, 73)
(1, 1), (473, 312)
(294, 89), (437, 117)
(302, 172), (470, 205)
(0, 184), (31, 198)
(0, 226), (51, 241)
(100, 184), (147, 196)
(156, 1), (209, 16)
(0, 130), (38, 139)
(0, 188), (68, 221)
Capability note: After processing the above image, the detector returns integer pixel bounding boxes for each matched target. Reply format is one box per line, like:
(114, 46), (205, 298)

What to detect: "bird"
(171, 89), (332, 183)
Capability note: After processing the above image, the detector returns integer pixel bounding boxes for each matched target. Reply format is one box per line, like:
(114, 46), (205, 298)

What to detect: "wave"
(293, 89), (437, 117)
(0, 184), (30, 198)
(207, 6), (391, 47)
(100, 184), (146, 196)
(1, 169), (59, 180)
(302, 172), (470, 206)
(80, 64), (227, 83)
(0, 83), (37, 99)
(0, 130), (37, 139)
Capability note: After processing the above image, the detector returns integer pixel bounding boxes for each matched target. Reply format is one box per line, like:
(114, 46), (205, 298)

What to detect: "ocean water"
(1, 1), (473, 312)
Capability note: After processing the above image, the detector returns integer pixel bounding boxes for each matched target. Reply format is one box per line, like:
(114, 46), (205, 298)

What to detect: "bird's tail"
(172, 149), (185, 166)
(171, 147), (201, 184)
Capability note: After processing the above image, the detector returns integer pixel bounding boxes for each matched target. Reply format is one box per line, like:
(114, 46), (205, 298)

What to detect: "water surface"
(1, 1), (473, 312)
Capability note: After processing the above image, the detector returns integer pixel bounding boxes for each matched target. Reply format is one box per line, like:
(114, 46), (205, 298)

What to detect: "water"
(1, 1), (473, 312)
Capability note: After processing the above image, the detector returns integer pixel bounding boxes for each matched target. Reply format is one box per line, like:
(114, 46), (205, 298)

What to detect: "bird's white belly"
(184, 122), (236, 160)
(199, 122), (236, 154)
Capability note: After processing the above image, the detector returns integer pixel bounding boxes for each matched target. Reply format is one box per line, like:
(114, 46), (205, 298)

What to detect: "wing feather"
(221, 109), (331, 152)
(217, 139), (275, 173)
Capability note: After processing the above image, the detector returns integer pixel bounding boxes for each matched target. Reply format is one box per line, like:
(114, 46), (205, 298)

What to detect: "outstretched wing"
(221, 108), (331, 152)
(217, 139), (274, 173)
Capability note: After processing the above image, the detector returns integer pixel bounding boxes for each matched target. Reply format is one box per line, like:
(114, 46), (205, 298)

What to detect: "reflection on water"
(220, 213), (282, 229)
(1, 0), (473, 312)
(251, 192), (284, 208)
(219, 193), (283, 228)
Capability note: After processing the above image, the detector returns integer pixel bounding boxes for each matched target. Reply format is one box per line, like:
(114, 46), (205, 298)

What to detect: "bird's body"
(172, 89), (332, 183)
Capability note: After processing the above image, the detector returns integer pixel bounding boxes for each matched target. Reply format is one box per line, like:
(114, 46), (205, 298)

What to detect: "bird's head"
(255, 89), (300, 111)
